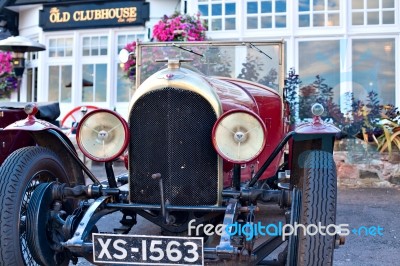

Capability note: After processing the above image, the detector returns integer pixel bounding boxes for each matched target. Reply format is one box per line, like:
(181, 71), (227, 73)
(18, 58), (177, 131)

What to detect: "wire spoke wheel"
(0, 147), (73, 266)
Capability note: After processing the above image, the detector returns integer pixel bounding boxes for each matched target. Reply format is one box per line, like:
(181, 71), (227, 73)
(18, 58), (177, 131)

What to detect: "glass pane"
(49, 48), (56, 57)
(328, 0), (339, 10)
(83, 48), (90, 56)
(61, 65), (72, 103)
(247, 2), (258, 14)
(117, 36), (126, 51)
(313, 14), (325, 26)
(261, 1), (272, 13)
(382, 0), (394, 8)
(367, 11), (379, 24)
(225, 3), (235, 15)
(327, 13), (339, 26)
(276, 16), (286, 28)
(314, 0), (325, 11)
(212, 4), (222, 15)
(66, 38), (73, 48)
(100, 36), (108, 55)
(100, 36), (107, 46)
(382, 11), (394, 24)
(352, 12), (364, 25)
(95, 64), (107, 102)
(367, 0), (379, 8)
(92, 37), (99, 56)
(247, 17), (258, 29)
(49, 39), (56, 48)
(57, 47), (64, 57)
(352, 39), (395, 106)
(82, 64), (94, 102)
(48, 66), (59, 102)
(261, 16), (272, 28)
(117, 64), (133, 102)
(66, 47), (72, 57)
(299, 14), (310, 27)
(83, 37), (90, 47)
(211, 18), (222, 30)
(199, 4), (208, 16)
(275, 0), (286, 12)
(58, 38), (65, 48)
(352, 0), (363, 9)
(117, 35), (126, 47)
(299, 0), (310, 11)
(298, 40), (341, 118)
(225, 18), (236, 30)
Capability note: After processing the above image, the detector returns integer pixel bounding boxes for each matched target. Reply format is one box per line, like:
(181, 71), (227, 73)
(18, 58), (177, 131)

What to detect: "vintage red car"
(0, 41), (342, 265)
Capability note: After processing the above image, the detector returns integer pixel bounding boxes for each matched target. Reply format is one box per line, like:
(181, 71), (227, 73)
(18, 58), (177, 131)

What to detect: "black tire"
(0, 146), (73, 266)
(287, 150), (337, 265)
(296, 150), (337, 266)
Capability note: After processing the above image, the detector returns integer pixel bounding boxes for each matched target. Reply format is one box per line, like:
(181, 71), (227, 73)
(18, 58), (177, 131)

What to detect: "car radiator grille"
(129, 88), (219, 206)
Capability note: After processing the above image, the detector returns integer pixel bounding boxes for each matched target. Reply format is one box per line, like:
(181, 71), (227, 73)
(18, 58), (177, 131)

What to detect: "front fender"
(289, 119), (340, 188)
(3, 117), (86, 186)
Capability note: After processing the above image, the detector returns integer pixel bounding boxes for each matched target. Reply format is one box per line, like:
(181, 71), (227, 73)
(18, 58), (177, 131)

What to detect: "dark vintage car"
(0, 41), (342, 266)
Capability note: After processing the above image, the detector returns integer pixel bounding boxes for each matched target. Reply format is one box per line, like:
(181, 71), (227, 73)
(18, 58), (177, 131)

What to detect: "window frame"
(245, 0), (288, 30)
(297, 0), (341, 28)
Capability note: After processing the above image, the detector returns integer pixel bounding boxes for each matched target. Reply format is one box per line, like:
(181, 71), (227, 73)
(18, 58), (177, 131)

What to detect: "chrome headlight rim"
(212, 109), (267, 164)
(76, 109), (129, 162)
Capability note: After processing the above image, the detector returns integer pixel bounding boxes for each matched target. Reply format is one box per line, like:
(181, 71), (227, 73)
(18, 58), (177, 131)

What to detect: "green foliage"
(377, 106), (400, 156)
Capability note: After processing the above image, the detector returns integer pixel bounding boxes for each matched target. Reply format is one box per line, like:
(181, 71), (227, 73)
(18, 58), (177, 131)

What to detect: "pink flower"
(152, 12), (207, 42)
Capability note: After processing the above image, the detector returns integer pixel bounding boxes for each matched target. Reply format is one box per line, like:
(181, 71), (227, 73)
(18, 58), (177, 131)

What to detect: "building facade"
(0, 0), (398, 118)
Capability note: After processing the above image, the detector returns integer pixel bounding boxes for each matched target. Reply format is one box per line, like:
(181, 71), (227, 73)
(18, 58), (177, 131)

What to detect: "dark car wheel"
(288, 150), (337, 266)
(0, 146), (73, 266)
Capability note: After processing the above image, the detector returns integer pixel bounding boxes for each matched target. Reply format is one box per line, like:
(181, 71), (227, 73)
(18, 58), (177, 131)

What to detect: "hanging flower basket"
(152, 12), (207, 42)
(0, 51), (18, 99)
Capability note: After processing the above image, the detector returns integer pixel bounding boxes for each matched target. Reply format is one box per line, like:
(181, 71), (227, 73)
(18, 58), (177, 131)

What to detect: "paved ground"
(72, 163), (400, 265)
(334, 187), (400, 265)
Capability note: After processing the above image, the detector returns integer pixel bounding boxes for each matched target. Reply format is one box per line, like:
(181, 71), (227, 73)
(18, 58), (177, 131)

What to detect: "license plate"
(93, 233), (204, 265)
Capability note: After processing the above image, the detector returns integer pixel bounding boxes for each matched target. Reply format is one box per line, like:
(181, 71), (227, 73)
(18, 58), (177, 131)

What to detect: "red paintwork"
(211, 109), (267, 164)
(295, 116), (340, 134)
(0, 107), (36, 163)
(76, 109), (130, 162)
(205, 77), (286, 187)
(5, 113), (61, 132)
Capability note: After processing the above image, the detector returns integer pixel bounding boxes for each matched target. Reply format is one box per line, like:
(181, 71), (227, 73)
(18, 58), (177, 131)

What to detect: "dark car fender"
(3, 117), (86, 186)
(289, 118), (340, 187)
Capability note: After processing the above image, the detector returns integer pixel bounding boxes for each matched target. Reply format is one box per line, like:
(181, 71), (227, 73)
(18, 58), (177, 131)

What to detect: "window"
(116, 34), (145, 102)
(246, 0), (287, 29)
(352, 38), (395, 105)
(298, 0), (340, 27)
(48, 65), (72, 103)
(82, 36), (108, 56)
(351, 0), (395, 25)
(82, 64), (107, 102)
(198, 0), (236, 31)
(298, 40), (340, 118)
(117, 34), (144, 52)
(48, 38), (73, 57)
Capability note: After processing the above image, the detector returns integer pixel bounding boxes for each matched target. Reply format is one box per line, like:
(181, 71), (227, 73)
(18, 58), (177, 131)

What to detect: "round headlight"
(212, 110), (267, 164)
(76, 109), (129, 162)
